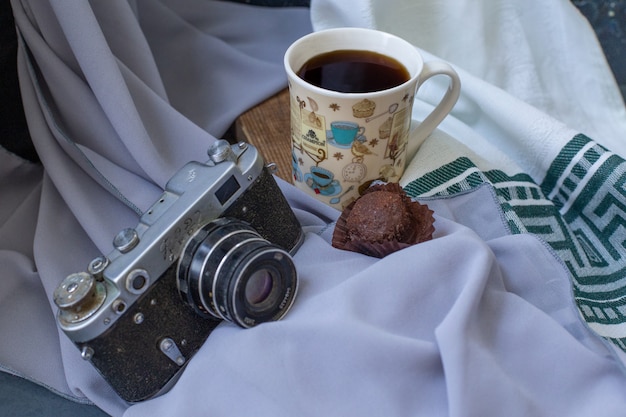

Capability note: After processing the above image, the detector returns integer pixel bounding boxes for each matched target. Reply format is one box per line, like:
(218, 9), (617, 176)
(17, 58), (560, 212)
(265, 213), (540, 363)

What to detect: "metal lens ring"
(215, 242), (298, 328)
(178, 218), (250, 319)
(177, 218), (298, 327)
(177, 221), (221, 319)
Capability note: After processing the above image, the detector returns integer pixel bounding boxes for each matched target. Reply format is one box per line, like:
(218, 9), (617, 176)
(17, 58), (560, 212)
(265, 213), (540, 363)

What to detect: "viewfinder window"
(215, 175), (241, 205)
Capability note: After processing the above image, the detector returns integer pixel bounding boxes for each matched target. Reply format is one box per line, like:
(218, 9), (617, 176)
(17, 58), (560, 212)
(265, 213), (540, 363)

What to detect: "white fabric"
(311, 0), (626, 157)
(4, 0), (626, 416)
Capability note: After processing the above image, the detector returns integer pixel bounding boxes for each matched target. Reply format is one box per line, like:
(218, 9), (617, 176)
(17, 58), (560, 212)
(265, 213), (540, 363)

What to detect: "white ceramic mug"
(284, 27), (460, 209)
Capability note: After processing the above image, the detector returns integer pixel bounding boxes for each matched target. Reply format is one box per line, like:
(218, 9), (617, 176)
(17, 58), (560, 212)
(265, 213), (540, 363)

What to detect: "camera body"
(53, 141), (303, 402)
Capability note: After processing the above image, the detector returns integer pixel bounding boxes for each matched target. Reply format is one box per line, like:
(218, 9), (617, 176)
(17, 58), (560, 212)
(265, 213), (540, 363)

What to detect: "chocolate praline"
(332, 182), (435, 258)
(345, 191), (412, 243)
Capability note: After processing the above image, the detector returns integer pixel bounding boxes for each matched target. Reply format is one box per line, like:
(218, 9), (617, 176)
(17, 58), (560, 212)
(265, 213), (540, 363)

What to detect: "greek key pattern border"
(404, 134), (626, 348)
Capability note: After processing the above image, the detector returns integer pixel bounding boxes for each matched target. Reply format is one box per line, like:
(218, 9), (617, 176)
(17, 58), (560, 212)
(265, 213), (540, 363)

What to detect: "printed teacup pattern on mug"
(290, 90), (414, 208)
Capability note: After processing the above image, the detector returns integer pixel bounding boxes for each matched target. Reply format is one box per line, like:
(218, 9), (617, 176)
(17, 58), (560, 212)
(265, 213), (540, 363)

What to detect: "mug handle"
(412, 61), (461, 144)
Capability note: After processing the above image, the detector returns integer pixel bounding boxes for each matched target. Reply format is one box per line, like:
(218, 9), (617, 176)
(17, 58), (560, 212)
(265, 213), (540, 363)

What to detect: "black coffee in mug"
(297, 49), (410, 93)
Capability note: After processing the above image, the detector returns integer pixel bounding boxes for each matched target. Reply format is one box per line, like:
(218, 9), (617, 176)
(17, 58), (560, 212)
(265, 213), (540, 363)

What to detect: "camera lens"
(177, 218), (298, 328)
(245, 269), (274, 305)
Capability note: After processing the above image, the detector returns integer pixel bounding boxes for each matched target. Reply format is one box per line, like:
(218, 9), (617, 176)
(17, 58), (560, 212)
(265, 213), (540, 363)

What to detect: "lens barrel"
(177, 218), (298, 327)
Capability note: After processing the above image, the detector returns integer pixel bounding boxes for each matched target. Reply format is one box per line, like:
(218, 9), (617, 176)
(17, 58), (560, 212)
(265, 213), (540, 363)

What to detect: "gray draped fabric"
(4, 1), (311, 415)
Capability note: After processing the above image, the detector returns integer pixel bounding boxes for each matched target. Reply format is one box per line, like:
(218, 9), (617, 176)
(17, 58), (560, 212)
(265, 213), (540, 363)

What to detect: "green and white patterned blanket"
(403, 132), (626, 353)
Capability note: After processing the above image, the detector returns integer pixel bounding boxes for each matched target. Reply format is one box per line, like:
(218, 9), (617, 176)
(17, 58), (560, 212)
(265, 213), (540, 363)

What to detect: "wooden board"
(234, 89), (293, 183)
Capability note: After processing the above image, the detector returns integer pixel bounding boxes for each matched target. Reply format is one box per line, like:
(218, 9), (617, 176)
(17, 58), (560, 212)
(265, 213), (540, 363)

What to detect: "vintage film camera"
(53, 140), (304, 402)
